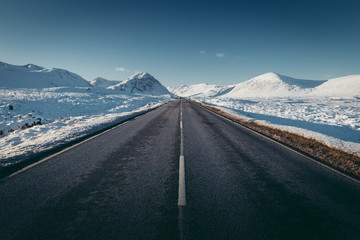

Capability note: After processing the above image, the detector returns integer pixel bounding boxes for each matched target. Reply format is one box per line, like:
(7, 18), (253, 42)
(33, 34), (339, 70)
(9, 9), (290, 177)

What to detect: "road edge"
(0, 102), (170, 181)
(190, 100), (360, 184)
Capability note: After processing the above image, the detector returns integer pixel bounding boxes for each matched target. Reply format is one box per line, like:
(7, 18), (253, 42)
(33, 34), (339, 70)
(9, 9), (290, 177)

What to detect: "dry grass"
(193, 101), (360, 180)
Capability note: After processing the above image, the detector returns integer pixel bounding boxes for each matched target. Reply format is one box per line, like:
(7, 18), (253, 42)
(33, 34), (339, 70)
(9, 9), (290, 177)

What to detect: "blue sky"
(0, 0), (359, 87)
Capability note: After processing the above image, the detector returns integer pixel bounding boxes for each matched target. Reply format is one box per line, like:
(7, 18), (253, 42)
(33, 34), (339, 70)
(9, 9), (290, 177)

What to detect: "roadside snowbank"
(0, 87), (170, 167)
(203, 97), (360, 153)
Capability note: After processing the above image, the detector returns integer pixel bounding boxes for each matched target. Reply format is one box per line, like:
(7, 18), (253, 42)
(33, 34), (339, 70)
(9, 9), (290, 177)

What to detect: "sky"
(0, 0), (359, 87)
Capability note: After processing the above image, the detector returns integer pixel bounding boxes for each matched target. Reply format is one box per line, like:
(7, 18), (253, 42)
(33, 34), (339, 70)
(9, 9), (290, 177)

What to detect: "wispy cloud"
(216, 53), (225, 58)
(234, 55), (243, 60)
(115, 67), (127, 72)
(200, 50), (206, 55)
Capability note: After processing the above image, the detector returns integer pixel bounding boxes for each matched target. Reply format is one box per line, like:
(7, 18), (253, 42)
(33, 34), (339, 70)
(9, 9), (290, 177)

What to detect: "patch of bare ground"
(193, 100), (360, 180)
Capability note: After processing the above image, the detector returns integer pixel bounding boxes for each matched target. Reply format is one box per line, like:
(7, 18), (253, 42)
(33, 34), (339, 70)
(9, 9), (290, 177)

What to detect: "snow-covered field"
(203, 97), (360, 153)
(0, 62), (173, 168)
(171, 72), (360, 154)
(0, 87), (170, 167)
(1, 60), (359, 168)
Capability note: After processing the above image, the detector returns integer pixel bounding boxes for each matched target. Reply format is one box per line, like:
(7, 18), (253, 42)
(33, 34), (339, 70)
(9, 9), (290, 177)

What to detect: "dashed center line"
(178, 100), (186, 206)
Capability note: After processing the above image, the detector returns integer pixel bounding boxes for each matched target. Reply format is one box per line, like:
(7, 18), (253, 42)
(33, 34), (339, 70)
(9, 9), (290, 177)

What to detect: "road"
(1, 99), (360, 240)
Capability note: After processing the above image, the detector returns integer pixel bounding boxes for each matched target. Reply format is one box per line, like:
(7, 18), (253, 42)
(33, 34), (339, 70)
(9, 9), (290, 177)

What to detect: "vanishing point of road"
(1, 99), (360, 239)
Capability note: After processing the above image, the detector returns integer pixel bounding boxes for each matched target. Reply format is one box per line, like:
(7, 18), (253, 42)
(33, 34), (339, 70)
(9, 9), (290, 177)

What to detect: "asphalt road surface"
(1, 99), (360, 240)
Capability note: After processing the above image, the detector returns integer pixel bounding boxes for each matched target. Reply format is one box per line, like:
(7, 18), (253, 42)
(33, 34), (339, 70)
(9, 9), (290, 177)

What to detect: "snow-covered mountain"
(169, 72), (359, 99)
(109, 72), (171, 95)
(168, 83), (223, 98)
(212, 85), (235, 97)
(221, 72), (326, 98)
(312, 75), (360, 97)
(91, 77), (119, 88)
(0, 61), (92, 88)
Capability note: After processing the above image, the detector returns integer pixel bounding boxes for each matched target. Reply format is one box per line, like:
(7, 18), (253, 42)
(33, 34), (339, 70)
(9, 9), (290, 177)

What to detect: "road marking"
(195, 101), (360, 185)
(178, 100), (187, 206)
(178, 156), (186, 206)
(1, 103), (170, 182)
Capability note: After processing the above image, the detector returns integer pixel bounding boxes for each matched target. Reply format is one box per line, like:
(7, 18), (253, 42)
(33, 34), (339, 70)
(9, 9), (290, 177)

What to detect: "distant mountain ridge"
(168, 72), (360, 98)
(90, 77), (119, 88)
(221, 72), (360, 98)
(222, 72), (326, 98)
(109, 72), (171, 95)
(312, 75), (360, 97)
(168, 83), (223, 98)
(2, 60), (358, 97)
(0, 61), (171, 96)
(0, 61), (92, 88)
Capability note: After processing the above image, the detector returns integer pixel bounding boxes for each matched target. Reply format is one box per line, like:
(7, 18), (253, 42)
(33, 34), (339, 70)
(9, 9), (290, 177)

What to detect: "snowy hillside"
(168, 83), (223, 98)
(173, 72), (360, 154)
(312, 75), (360, 97)
(91, 77), (119, 88)
(221, 72), (325, 98)
(204, 97), (360, 153)
(0, 61), (174, 167)
(0, 62), (92, 88)
(212, 85), (235, 97)
(109, 72), (171, 95)
(0, 87), (171, 167)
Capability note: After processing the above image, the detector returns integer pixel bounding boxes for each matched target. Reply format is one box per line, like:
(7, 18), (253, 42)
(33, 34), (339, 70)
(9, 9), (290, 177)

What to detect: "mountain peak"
(109, 72), (171, 95)
(91, 77), (119, 88)
(250, 72), (285, 83)
(137, 72), (151, 78)
(23, 64), (44, 71)
(258, 72), (280, 78)
(168, 83), (223, 98)
(221, 72), (326, 98)
(125, 72), (154, 82)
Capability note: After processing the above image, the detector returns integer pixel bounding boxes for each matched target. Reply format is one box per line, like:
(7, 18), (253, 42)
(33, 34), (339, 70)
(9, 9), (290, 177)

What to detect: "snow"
(0, 61), (92, 89)
(168, 83), (223, 98)
(109, 72), (172, 96)
(219, 72), (360, 99)
(90, 77), (119, 88)
(182, 72), (360, 154)
(212, 85), (235, 97)
(312, 75), (360, 97)
(203, 97), (360, 153)
(221, 72), (326, 98)
(1, 61), (359, 167)
(0, 87), (171, 167)
(0, 62), (173, 168)
(196, 73), (360, 154)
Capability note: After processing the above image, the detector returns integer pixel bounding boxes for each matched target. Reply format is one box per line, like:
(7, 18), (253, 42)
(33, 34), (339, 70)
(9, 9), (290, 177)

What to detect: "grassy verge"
(193, 100), (360, 180)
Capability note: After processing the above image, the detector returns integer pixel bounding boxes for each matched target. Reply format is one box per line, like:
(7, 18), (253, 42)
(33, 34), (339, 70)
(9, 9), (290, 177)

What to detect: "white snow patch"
(0, 87), (171, 167)
(168, 83), (223, 98)
(204, 97), (360, 153)
(90, 77), (120, 88)
(220, 72), (360, 99)
(312, 75), (360, 97)
(109, 72), (172, 96)
(0, 61), (92, 89)
(221, 72), (326, 98)
(0, 61), (173, 168)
